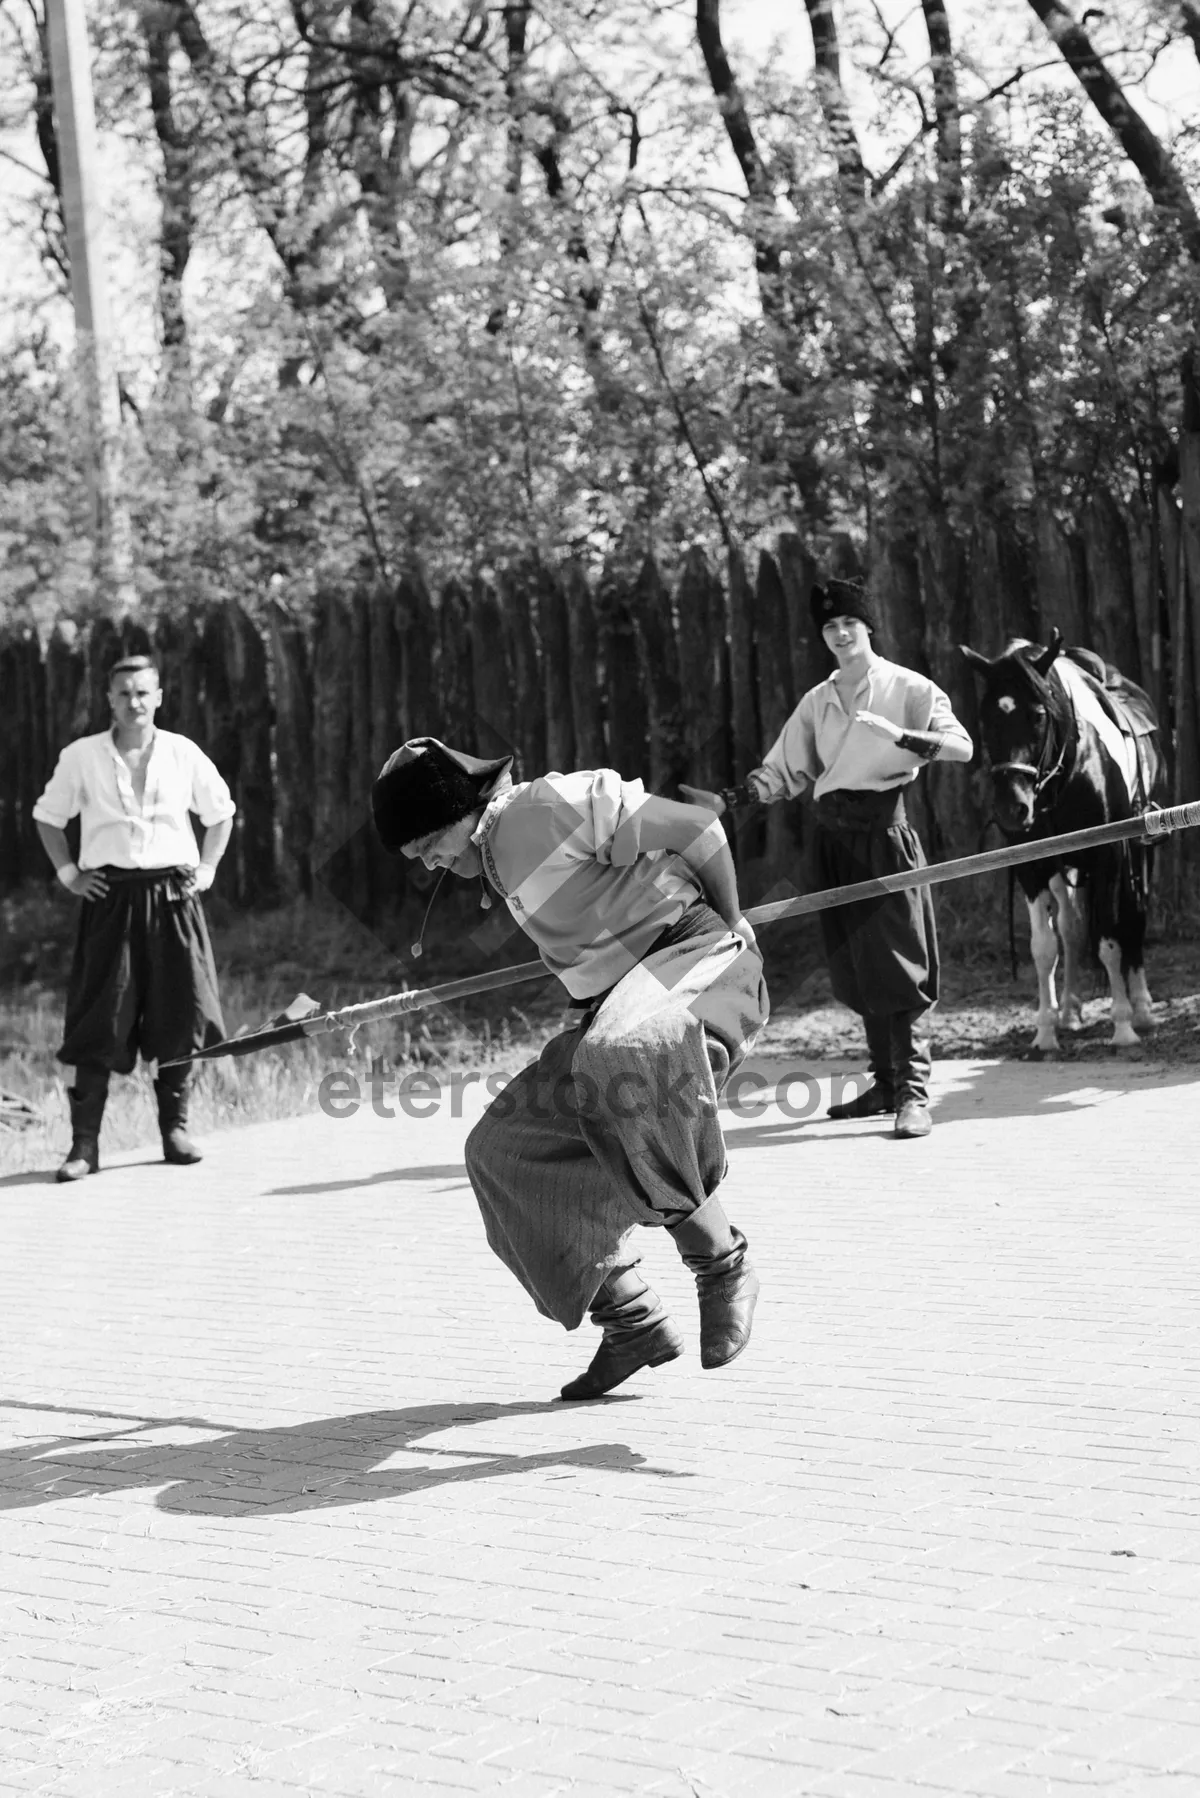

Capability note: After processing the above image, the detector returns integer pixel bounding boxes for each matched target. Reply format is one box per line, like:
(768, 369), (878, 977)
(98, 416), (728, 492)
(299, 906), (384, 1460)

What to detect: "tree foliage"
(0, 0), (1196, 623)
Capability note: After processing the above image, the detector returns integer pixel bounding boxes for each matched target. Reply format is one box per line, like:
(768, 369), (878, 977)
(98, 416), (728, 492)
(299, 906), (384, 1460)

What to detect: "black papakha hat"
(371, 737), (513, 853)
(810, 577), (877, 635)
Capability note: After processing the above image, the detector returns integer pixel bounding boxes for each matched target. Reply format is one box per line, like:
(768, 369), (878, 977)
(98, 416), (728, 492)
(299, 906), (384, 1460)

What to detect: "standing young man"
(684, 578), (972, 1138)
(33, 655), (236, 1181)
(371, 738), (768, 1401)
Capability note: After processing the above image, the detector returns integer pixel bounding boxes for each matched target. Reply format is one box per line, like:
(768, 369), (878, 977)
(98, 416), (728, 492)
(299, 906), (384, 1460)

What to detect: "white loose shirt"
(750, 658), (972, 802)
(474, 768), (701, 999)
(32, 729), (237, 871)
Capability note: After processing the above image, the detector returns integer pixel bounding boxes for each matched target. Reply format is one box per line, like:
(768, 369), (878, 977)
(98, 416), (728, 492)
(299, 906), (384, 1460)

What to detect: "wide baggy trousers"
(59, 867), (226, 1073)
(465, 907), (768, 1331)
(812, 788), (939, 1017)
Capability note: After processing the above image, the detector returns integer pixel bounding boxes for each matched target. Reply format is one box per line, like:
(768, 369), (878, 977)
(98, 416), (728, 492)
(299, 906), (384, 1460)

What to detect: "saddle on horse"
(1061, 646), (1160, 807)
(1063, 646), (1158, 739)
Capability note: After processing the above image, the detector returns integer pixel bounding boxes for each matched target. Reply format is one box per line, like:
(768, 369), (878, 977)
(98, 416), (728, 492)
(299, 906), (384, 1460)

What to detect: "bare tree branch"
(1026, 0), (1200, 259)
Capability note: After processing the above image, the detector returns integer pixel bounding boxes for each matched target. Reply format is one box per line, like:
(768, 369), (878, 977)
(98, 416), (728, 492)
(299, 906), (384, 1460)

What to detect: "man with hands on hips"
(683, 577), (972, 1140)
(33, 655), (236, 1181)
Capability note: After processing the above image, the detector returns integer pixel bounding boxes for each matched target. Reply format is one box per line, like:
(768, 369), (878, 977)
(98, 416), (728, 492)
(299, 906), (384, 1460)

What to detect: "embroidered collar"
(471, 784), (519, 899)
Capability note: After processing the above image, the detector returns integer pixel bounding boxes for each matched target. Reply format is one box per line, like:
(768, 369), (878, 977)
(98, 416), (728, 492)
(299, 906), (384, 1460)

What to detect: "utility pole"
(45, 0), (137, 616)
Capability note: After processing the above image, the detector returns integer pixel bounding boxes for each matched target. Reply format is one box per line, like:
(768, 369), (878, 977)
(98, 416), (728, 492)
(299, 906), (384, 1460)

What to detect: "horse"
(961, 630), (1165, 1052)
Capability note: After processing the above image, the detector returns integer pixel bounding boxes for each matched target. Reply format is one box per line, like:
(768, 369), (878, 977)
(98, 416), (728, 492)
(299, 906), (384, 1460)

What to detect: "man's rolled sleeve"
(188, 746), (237, 827)
(917, 682), (973, 760)
(755, 698), (818, 801)
(32, 743), (82, 829)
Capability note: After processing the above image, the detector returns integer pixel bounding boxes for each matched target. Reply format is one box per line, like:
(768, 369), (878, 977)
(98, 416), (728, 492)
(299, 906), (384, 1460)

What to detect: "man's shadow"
(0, 1399), (686, 1519)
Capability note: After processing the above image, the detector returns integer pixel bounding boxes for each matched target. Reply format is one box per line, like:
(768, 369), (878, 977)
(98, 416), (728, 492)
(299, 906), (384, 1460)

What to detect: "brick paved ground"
(2, 1055), (1199, 1797)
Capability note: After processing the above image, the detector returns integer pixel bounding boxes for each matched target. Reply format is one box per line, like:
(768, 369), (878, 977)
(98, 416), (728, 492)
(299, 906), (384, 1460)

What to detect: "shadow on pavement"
(0, 1398), (687, 1517)
(269, 1164), (469, 1196)
(725, 1057), (1200, 1146)
(0, 1169), (59, 1188)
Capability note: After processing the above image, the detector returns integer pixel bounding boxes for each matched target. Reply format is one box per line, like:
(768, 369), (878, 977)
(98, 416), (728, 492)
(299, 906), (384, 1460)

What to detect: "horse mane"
(997, 638), (1073, 735)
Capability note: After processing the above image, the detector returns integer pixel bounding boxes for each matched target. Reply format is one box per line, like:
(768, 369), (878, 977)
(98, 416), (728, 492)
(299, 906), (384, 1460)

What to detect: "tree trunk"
(802, 0), (867, 206)
(144, 6), (194, 400)
(1178, 374), (1200, 831)
(920, 0), (963, 226)
(1025, 0), (1200, 258)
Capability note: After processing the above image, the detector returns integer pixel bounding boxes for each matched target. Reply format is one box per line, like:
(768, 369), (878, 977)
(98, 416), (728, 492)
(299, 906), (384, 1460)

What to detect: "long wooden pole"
(45, 0), (136, 615)
(162, 800), (1200, 1066)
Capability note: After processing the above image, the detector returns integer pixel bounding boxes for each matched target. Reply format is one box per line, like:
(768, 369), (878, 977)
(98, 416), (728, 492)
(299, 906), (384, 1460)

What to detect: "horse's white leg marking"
(1028, 890), (1060, 1052)
(1130, 964), (1154, 1032)
(1098, 935), (1139, 1046)
(1051, 870), (1085, 1031)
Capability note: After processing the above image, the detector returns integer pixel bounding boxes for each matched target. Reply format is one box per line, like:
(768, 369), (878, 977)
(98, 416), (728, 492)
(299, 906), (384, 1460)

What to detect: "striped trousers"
(465, 911), (768, 1329)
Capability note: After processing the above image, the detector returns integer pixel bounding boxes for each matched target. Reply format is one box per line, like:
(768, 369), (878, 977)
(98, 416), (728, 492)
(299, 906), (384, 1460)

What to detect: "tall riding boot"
(891, 1009), (933, 1139)
(154, 1065), (203, 1165)
(828, 1011), (896, 1119)
(667, 1194), (760, 1370)
(560, 1266), (684, 1401)
(57, 1064), (110, 1183)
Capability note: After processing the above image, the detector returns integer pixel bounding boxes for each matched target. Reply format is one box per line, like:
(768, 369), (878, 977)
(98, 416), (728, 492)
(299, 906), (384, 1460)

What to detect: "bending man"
(685, 578), (972, 1139)
(34, 655), (235, 1180)
(372, 738), (768, 1401)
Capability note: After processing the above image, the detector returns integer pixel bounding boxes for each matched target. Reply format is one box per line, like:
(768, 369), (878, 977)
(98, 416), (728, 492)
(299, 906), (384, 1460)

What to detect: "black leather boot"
(559, 1267), (684, 1401)
(57, 1065), (109, 1183)
(668, 1195), (760, 1370)
(155, 1066), (203, 1165)
(892, 1008), (933, 1138)
(828, 1012), (896, 1119)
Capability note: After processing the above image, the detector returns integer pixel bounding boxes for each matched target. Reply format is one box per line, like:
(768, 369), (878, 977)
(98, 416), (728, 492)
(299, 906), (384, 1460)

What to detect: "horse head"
(960, 630), (1067, 833)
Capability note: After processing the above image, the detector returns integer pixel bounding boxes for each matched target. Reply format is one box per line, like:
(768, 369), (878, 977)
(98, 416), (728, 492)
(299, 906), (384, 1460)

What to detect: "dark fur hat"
(371, 738), (512, 852)
(810, 577), (877, 636)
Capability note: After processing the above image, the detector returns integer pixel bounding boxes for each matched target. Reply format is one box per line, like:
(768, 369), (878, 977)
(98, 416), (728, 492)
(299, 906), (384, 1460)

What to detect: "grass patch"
(0, 885), (566, 1176)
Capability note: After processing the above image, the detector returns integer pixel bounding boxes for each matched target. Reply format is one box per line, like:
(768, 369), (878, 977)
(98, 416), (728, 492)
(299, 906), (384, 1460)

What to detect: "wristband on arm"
(719, 781), (760, 812)
(55, 862), (79, 888)
(896, 730), (946, 762)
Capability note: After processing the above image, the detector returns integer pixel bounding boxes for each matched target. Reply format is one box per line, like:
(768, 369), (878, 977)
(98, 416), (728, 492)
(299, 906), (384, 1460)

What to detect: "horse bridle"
(987, 681), (1073, 803)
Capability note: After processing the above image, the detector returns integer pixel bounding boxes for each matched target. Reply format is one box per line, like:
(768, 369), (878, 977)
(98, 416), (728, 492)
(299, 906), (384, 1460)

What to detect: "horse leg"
(1051, 870), (1086, 1032)
(1125, 845), (1154, 1032)
(1097, 937), (1139, 1047)
(1129, 964), (1154, 1033)
(1028, 889), (1060, 1053)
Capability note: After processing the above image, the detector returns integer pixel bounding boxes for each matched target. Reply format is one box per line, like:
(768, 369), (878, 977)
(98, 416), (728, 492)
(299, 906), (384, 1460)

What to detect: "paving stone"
(2, 1058), (1199, 1795)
